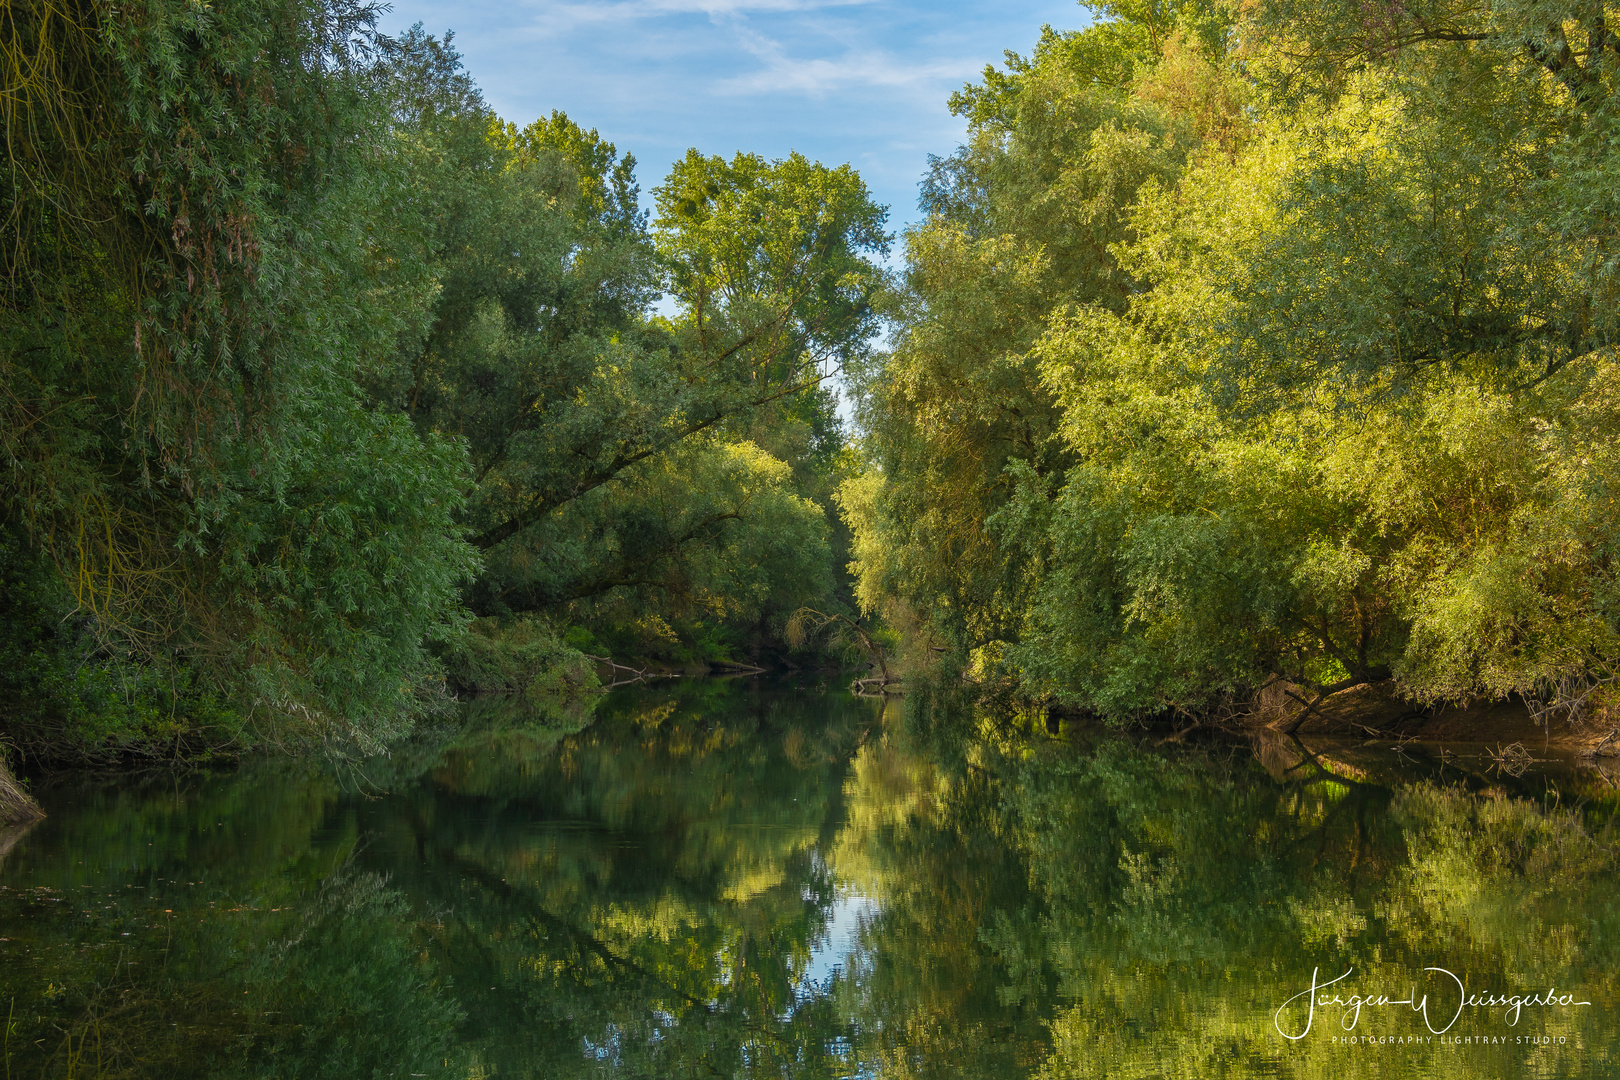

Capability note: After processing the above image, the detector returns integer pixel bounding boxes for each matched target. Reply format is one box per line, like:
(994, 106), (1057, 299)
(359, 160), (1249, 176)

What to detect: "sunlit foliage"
(849, 0), (1620, 719)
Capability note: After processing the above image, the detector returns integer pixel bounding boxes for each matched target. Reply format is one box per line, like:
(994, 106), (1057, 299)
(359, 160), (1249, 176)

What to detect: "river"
(0, 676), (1615, 1078)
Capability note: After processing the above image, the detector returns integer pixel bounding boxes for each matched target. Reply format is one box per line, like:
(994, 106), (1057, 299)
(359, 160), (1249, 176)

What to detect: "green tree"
(846, 7), (1238, 675)
(1, 0), (478, 755)
(853, 0), (1620, 722)
(1010, 8), (1620, 717)
(376, 53), (889, 662)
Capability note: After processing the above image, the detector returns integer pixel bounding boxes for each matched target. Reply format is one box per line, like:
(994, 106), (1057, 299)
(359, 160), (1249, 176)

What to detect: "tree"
(845, 10), (1235, 672)
(0, 0), (478, 754)
(378, 59), (889, 656)
(851, 0), (1620, 721)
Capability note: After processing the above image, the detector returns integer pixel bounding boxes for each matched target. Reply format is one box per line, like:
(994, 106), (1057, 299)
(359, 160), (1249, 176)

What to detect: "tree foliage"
(0, 6), (886, 756)
(849, 0), (1620, 720)
(0, 0), (479, 753)
(379, 37), (886, 666)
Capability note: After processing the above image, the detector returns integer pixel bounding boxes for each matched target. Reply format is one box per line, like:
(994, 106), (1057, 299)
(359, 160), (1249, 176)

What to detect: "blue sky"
(375, 0), (1092, 237)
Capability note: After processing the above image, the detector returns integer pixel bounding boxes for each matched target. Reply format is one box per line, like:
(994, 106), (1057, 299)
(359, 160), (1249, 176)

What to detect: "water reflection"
(0, 679), (1616, 1078)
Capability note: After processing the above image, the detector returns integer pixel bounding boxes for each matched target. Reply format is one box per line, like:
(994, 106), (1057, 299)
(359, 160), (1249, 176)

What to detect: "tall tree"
(846, 4), (1239, 670)
(378, 49), (889, 653)
(1, 0), (478, 753)
(853, 0), (1620, 721)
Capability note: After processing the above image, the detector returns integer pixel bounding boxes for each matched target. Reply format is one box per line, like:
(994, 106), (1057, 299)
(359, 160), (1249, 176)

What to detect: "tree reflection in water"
(0, 679), (1615, 1078)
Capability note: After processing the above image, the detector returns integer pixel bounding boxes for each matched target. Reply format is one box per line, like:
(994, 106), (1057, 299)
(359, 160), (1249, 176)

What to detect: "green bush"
(0, 534), (244, 762)
(442, 617), (599, 700)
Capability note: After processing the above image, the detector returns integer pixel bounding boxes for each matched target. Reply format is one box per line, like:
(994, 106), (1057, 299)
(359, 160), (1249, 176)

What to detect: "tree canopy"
(6, 0), (1618, 754)
(846, 0), (1620, 723)
(0, 4), (886, 758)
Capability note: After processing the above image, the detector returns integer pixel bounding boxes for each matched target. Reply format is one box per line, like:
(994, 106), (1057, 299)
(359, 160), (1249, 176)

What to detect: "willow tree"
(1004, 0), (1620, 719)
(845, 2), (1240, 668)
(379, 50), (889, 659)
(0, 0), (478, 754)
(851, 0), (1620, 722)
(972, 1), (1620, 719)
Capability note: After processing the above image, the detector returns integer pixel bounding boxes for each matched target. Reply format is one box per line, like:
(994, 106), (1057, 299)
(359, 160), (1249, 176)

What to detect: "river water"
(0, 677), (1615, 1078)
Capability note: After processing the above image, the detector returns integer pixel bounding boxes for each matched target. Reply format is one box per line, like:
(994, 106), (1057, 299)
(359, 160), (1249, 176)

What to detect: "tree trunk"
(0, 757), (43, 826)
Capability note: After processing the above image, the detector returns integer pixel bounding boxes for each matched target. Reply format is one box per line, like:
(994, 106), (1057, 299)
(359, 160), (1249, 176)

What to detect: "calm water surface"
(1, 678), (1617, 1078)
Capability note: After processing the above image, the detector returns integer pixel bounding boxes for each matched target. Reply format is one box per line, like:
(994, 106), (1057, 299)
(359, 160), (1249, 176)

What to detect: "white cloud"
(707, 19), (980, 99)
(517, 0), (877, 36)
(379, 0), (1084, 227)
(496, 0), (980, 107)
(712, 48), (979, 98)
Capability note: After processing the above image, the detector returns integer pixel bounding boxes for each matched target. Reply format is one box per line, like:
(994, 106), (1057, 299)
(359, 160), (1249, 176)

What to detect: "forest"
(3, 0), (1619, 768)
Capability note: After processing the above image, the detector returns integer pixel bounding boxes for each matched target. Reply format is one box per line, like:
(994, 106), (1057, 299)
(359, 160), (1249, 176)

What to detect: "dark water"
(1, 678), (1618, 1079)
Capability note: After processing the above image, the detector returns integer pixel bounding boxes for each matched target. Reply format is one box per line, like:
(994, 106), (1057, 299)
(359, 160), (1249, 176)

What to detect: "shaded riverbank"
(1236, 678), (1619, 756)
(0, 756), (41, 826)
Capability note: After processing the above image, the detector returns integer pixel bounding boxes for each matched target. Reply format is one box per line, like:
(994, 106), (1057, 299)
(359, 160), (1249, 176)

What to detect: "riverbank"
(1242, 679), (1617, 755)
(0, 757), (43, 825)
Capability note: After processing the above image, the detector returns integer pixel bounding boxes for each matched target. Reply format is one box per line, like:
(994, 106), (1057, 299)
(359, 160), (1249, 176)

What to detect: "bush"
(442, 617), (599, 700)
(0, 534), (244, 763)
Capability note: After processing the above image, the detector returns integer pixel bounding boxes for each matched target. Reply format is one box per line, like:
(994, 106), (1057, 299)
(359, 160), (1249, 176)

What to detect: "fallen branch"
(582, 654), (678, 689)
(1487, 742), (1535, 778)
(787, 607), (894, 688)
(1277, 676), (1365, 735)
(851, 675), (902, 697)
(710, 660), (766, 675)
